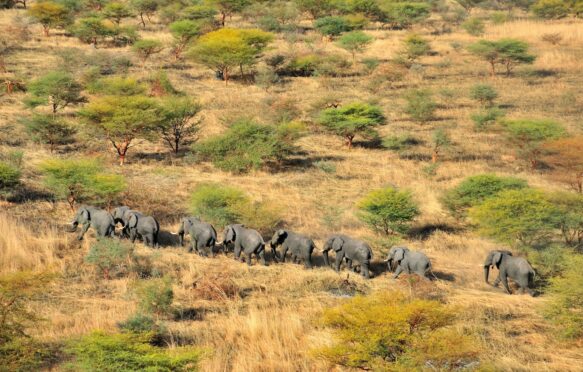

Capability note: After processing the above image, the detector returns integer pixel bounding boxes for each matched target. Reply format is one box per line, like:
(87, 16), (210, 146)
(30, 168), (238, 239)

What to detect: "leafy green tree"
(462, 17), (485, 36)
(431, 128), (451, 163)
(87, 76), (147, 96)
(194, 120), (301, 172)
(336, 31), (373, 63)
(39, 158), (100, 209)
(403, 89), (436, 123)
(531, 0), (570, 19)
(470, 83), (498, 106)
(318, 102), (385, 149)
(134, 277), (174, 317)
(314, 16), (352, 37)
(158, 96), (202, 154)
(103, 2), (133, 25)
(547, 192), (583, 249)
(187, 28), (273, 83)
(357, 187), (420, 235)
(471, 107), (505, 130)
(25, 71), (85, 113)
(294, 0), (334, 19)
(80, 95), (163, 165)
(87, 173), (127, 209)
(27, 1), (72, 36)
(542, 136), (583, 193)
(20, 113), (76, 152)
(469, 189), (561, 246)
(85, 239), (134, 279)
(441, 174), (528, 219)
(501, 119), (566, 169)
(130, 0), (159, 27)
(189, 183), (248, 226)
(169, 20), (201, 60)
(379, 1), (430, 29)
(208, 0), (251, 26)
(132, 39), (163, 65)
(468, 39), (536, 76)
(400, 33), (431, 62)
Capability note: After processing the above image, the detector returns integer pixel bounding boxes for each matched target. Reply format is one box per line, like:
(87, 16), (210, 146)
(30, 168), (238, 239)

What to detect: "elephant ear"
(81, 208), (90, 222)
(492, 252), (503, 267)
(128, 213), (139, 228)
(226, 226), (235, 242)
(394, 248), (406, 262)
(332, 237), (344, 252)
(277, 229), (287, 239)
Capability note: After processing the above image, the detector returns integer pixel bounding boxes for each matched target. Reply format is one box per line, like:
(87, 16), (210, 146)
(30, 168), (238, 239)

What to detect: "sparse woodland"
(1, 0), (583, 370)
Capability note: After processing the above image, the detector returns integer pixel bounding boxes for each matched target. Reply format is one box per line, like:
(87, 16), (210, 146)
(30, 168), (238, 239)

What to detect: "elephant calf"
(223, 224), (266, 266)
(70, 206), (115, 240)
(386, 246), (432, 279)
(112, 206), (159, 248)
(270, 229), (315, 268)
(484, 250), (535, 296)
(322, 235), (373, 279)
(178, 217), (217, 257)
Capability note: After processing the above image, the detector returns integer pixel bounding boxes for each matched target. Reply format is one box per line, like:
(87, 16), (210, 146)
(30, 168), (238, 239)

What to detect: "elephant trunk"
(323, 250), (330, 267)
(69, 221), (78, 232)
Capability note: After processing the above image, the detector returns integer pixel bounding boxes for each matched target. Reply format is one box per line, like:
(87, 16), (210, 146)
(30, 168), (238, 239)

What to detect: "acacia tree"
(336, 31), (373, 64)
(468, 39), (536, 76)
(103, 2), (133, 25)
(21, 113), (76, 152)
(27, 1), (71, 36)
(131, 0), (158, 27)
(543, 136), (583, 193)
(208, 0), (250, 26)
(169, 20), (201, 60)
(132, 39), (164, 65)
(318, 102), (386, 149)
(71, 17), (116, 48)
(159, 96), (203, 154)
(80, 95), (162, 165)
(25, 71), (85, 113)
(357, 187), (420, 236)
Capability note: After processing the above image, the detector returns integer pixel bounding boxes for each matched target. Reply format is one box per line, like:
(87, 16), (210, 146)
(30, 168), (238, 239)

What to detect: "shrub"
(357, 187), (420, 235)
(134, 278), (174, 317)
(541, 32), (563, 45)
(314, 16), (352, 37)
(316, 291), (479, 370)
(400, 33), (431, 62)
(462, 17), (485, 36)
(86, 76), (147, 96)
(469, 189), (562, 246)
(66, 331), (201, 371)
(159, 96), (203, 154)
(27, 1), (72, 37)
(468, 38), (535, 76)
(85, 239), (134, 279)
(431, 128), (451, 163)
(380, 2), (431, 29)
(21, 113), (76, 152)
(318, 102), (386, 149)
(403, 89), (436, 123)
(87, 173), (127, 210)
(0, 337), (61, 372)
(470, 83), (498, 106)
(471, 107), (505, 130)
(531, 0), (569, 19)
(132, 39), (163, 65)
(117, 313), (158, 333)
(542, 136), (583, 193)
(24, 70), (85, 113)
(547, 192), (583, 249)
(382, 134), (421, 152)
(336, 31), (373, 63)
(0, 161), (21, 196)
(193, 120), (301, 173)
(442, 174), (527, 219)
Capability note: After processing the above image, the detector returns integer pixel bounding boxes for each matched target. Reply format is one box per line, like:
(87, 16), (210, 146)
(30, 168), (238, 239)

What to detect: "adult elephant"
(70, 205), (115, 240)
(484, 250), (535, 295)
(386, 246), (432, 279)
(177, 217), (217, 257)
(112, 206), (159, 248)
(222, 224), (266, 266)
(270, 229), (315, 268)
(322, 235), (373, 279)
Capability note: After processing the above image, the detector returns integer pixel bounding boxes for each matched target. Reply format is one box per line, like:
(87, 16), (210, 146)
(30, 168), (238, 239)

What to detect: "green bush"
(471, 107), (505, 130)
(469, 189), (562, 246)
(442, 174), (527, 219)
(314, 16), (352, 37)
(0, 338), (61, 372)
(285, 53), (351, 77)
(85, 239), (134, 280)
(403, 89), (436, 123)
(21, 113), (77, 152)
(400, 33), (431, 62)
(0, 161), (21, 195)
(336, 31), (373, 63)
(24, 70), (85, 113)
(531, 0), (570, 19)
(380, 2), (430, 29)
(316, 291), (479, 370)
(357, 187), (420, 235)
(134, 278), (174, 317)
(66, 331), (201, 371)
(462, 17), (485, 36)
(117, 313), (158, 334)
(470, 84), (498, 106)
(547, 192), (583, 249)
(193, 120), (301, 173)
(382, 134), (421, 152)
(468, 38), (536, 76)
(86, 76), (147, 96)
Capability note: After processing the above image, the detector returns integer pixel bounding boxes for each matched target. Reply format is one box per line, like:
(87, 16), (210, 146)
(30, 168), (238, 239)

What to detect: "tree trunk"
(489, 61), (496, 77)
(67, 193), (76, 211)
(345, 135), (354, 149)
(221, 12), (226, 27)
(432, 149), (438, 164)
(5, 81), (14, 94)
(43, 25), (49, 37)
(223, 67), (229, 85)
(116, 139), (130, 166)
(139, 13), (146, 28)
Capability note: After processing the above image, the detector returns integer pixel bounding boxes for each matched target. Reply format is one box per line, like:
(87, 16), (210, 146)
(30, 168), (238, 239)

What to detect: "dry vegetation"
(1, 1), (583, 370)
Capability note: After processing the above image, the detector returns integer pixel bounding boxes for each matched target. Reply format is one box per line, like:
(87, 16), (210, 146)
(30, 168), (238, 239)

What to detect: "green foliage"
(85, 239), (134, 280)
(294, 0), (335, 19)
(547, 192), (583, 249)
(382, 133), (421, 152)
(357, 187), (420, 235)
(317, 291), (479, 370)
(403, 89), (436, 123)
(71, 17), (117, 47)
(131, 0), (159, 27)
(531, 0), (570, 19)
(25, 70), (85, 113)
(66, 331), (201, 371)
(462, 17), (485, 36)
(0, 161), (21, 196)
(286, 53), (351, 77)
(103, 2), (133, 25)
(117, 313), (158, 334)
(27, 1), (72, 36)
(314, 16), (353, 37)
(194, 120), (301, 173)
(21, 113), (76, 151)
(0, 337), (61, 372)
(336, 31), (373, 62)
(471, 107), (505, 130)
(87, 173), (127, 209)
(132, 39), (164, 64)
(469, 189), (562, 246)
(501, 119), (566, 168)
(318, 102), (385, 148)
(468, 38), (536, 76)
(158, 96), (202, 154)
(134, 278), (174, 317)
(379, 1), (431, 29)
(87, 76), (147, 96)
(470, 83), (498, 106)
(442, 174), (528, 219)
(400, 33), (431, 62)
(169, 20), (201, 59)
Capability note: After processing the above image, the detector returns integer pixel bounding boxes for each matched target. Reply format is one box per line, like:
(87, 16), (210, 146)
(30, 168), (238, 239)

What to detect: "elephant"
(70, 205), (115, 240)
(222, 224), (266, 266)
(322, 235), (373, 279)
(177, 217), (217, 256)
(112, 206), (159, 248)
(386, 246), (432, 279)
(270, 229), (315, 268)
(484, 250), (535, 295)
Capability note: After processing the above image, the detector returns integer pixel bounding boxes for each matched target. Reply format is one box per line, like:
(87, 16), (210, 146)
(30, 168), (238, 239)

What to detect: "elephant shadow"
(157, 231), (181, 247)
(432, 270), (456, 282)
(407, 223), (461, 241)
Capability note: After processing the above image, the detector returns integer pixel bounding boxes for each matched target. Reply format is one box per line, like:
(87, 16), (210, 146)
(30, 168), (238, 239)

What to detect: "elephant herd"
(69, 205), (537, 295)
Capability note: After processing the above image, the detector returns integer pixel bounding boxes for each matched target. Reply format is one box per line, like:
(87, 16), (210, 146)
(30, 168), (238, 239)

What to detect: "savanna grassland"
(1, 0), (583, 370)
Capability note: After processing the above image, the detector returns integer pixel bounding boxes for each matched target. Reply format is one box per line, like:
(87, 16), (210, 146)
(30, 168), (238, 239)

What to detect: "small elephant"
(223, 224), (266, 266)
(270, 229), (315, 268)
(386, 246), (432, 279)
(112, 206), (159, 247)
(484, 250), (535, 295)
(322, 235), (373, 279)
(70, 206), (115, 240)
(178, 217), (217, 256)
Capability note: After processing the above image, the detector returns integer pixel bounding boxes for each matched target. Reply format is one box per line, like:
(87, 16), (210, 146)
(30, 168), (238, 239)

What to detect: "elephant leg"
(197, 240), (208, 257)
(361, 263), (370, 279)
(129, 229), (137, 243)
(334, 252), (344, 272)
(280, 247), (287, 263)
(234, 244), (242, 262)
(305, 253), (312, 269)
(258, 250), (267, 266)
(246, 252), (253, 266)
(500, 272), (512, 294)
(393, 265), (403, 279)
(209, 243), (216, 258)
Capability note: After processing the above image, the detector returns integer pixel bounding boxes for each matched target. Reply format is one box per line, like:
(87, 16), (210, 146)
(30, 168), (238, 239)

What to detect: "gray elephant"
(322, 235), (373, 279)
(112, 206), (159, 248)
(178, 217), (217, 257)
(222, 224), (266, 266)
(386, 246), (432, 279)
(484, 250), (535, 295)
(70, 206), (115, 240)
(270, 229), (315, 268)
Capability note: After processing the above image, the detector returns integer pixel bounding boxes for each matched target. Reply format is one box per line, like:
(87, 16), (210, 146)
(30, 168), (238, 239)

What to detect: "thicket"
(357, 187), (419, 235)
